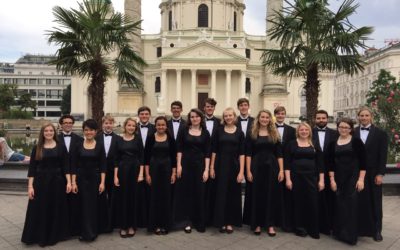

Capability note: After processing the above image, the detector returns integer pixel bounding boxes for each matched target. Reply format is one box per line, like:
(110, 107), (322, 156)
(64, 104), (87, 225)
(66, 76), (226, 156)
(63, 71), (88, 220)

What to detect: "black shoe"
(184, 226), (192, 234)
(160, 229), (168, 235)
(155, 228), (162, 235)
(295, 229), (307, 237)
(119, 230), (128, 238)
(219, 227), (226, 233)
(267, 232), (276, 237)
(226, 227), (234, 234)
(196, 228), (206, 233)
(373, 232), (383, 242)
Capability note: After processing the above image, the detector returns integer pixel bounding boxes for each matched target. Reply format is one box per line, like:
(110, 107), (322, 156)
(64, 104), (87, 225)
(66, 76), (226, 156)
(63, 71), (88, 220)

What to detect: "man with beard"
(312, 110), (338, 235)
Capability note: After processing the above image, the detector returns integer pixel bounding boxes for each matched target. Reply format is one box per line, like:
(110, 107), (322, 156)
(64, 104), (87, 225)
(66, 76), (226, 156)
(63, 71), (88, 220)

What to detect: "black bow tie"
(361, 127), (370, 131)
(172, 119), (180, 123)
(141, 124), (149, 128)
(276, 124), (284, 128)
(317, 128), (326, 132)
(240, 118), (248, 122)
(104, 133), (112, 137)
(206, 118), (214, 121)
(63, 134), (71, 137)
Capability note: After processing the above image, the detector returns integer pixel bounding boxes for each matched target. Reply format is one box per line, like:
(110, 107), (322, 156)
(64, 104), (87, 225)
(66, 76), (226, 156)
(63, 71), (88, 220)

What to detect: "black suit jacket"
(95, 131), (119, 169)
(57, 132), (83, 174)
(205, 116), (221, 139)
(137, 123), (156, 150)
(276, 123), (296, 150)
(354, 125), (388, 176)
(236, 116), (254, 138)
(167, 118), (187, 141)
(312, 127), (338, 153)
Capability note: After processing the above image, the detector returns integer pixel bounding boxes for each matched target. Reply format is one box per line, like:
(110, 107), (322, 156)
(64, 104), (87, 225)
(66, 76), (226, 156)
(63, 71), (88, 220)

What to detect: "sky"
(0, 0), (399, 63)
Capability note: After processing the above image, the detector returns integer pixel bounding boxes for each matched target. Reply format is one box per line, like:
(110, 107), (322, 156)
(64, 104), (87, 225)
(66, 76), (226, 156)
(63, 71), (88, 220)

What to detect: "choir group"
(20, 98), (388, 247)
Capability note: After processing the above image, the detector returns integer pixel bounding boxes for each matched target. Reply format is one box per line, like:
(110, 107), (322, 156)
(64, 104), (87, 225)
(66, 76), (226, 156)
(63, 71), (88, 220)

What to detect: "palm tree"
(47, 0), (146, 125)
(261, 0), (373, 124)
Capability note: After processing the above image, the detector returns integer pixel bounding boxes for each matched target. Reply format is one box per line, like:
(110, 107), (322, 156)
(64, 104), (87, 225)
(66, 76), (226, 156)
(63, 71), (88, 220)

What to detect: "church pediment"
(161, 41), (247, 62)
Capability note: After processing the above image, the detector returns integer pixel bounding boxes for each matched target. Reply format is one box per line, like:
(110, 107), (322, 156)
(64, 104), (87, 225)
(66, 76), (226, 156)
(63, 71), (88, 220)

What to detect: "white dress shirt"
(317, 127), (327, 151)
(140, 123), (149, 147)
(205, 117), (214, 136)
(103, 133), (112, 157)
(360, 124), (371, 144)
(172, 118), (181, 140)
(239, 115), (249, 137)
(276, 123), (285, 141)
(62, 132), (72, 152)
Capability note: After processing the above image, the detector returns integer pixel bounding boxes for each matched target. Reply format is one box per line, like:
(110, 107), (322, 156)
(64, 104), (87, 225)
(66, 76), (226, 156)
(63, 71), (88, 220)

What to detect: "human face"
(238, 102), (249, 116)
(125, 120), (136, 135)
(204, 103), (215, 117)
(258, 112), (271, 127)
(61, 118), (74, 133)
(171, 105), (182, 119)
(138, 110), (150, 124)
(43, 126), (55, 140)
(103, 120), (114, 133)
(315, 113), (328, 128)
(338, 122), (352, 137)
(223, 110), (235, 126)
(275, 111), (286, 124)
(298, 125), (310, 139)
(190, 111), (201, 126)
(358, 110), (372, 126)
(83, 127), (96, 140)
(155, 119), (167, 134)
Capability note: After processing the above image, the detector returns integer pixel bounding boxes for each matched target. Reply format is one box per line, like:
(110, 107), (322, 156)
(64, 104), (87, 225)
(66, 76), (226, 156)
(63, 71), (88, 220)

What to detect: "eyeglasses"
(338, 126), (351, 130)
(63, 122), (73, 125)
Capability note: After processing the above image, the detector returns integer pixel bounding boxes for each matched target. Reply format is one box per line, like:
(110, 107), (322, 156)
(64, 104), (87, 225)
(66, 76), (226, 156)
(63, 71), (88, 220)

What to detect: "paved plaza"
(0, 193), (399, 250)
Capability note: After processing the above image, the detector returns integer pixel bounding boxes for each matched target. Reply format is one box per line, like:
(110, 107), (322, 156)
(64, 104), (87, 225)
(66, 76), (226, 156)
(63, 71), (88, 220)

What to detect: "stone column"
(240, 70), (246, 98)
(159, 69), (167, 113)
(225, 70), (232, 107)
(191, 69), (197, 108)
(176, 69), (182, 101)
(125, 0), (142, 57)
(211, 69), (217, 98)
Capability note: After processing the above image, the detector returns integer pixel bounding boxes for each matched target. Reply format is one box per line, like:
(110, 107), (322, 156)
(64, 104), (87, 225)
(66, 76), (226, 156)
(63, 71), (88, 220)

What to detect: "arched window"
(198, 4), (208, 27)
(168, 11), (172, 31)
(233, 12), (237, 31)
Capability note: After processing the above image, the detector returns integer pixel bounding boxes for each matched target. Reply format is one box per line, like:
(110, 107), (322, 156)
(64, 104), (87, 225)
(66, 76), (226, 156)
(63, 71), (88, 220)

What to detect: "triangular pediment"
(161, 41), (247, 62)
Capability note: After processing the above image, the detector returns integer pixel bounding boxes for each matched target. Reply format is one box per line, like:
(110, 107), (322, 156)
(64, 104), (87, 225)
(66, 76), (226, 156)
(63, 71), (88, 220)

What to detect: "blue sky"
(0, 0), (399, 63)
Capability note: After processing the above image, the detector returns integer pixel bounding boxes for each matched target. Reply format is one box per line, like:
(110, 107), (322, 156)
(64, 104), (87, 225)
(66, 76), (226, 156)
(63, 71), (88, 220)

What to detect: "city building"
(334, 42), (400, 119)
(71, 0), (335, 121)
(0, 55), (71, 119)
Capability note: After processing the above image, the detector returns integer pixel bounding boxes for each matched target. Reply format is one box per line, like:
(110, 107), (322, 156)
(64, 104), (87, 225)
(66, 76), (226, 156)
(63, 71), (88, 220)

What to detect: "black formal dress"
(212, 126), (245, 228)
(58, 132), (83, 236)
(245, 135), (283, 230)
(173, 128), (211, 231)
(236, 116), (255, 225)
(145, 134), (177, 231)
(326, 138), (366, 245)
(354, 125), (388, 237)
(284, 141), (323, 238)
(276, 123), (296, 232)
(312, 127), (338, 234)
(21, 144), (69, 246)
(71, 141), (109, 241)
(112, 135), (144, 230)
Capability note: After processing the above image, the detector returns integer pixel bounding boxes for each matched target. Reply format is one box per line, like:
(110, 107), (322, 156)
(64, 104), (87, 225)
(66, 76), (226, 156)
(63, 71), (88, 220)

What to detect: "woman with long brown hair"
(245, 109), (284, 236)
(21, 123), (71, 247)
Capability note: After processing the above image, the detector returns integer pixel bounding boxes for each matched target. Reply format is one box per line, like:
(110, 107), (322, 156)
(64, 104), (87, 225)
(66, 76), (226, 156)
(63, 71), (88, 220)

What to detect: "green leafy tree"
(61, 84), (71, 114)
(47, 0), (147, 125)
(18, 93), (37, 112)
(260, 0), (373, 125)
(0, 84), (17, 113)
(366, 69), (400, 163)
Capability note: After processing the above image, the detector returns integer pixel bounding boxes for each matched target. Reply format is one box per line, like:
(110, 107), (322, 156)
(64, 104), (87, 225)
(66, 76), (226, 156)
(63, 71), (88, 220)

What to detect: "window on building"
(46, 100), (61, 106)
(245, 48), (251, 59)
(155, 77), (161, 93)
(37, 111), (45, 117)
(245, 78), (251, 93)
(168, 11), (172, 31)
(198, 4), (208, 27)
(37, 100), (45, 106)
(233, 12), (237, 31)
(38, 90), (45, 98)
(46, 111), (61, 117)
(29, 89), (37, 98)
(157, 47), (162, 57)
(29, 79), (37, 85)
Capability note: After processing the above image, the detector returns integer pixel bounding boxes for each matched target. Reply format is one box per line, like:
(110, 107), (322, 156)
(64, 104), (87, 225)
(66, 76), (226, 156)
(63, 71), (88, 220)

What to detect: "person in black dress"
(174, 108), (211, 233)
(22, 123), (71, 247)
(145, 116), (177, 235)
(71, 119), (108, 242)
(355, 106), (388, 241)
(57, 114), (83, 236)
(327, 118), (366, 245)
(284, 122), (324, 239)
(312, 110), (338, 235)
(274, 106), (296, 232)
(112, 117), (143, 237)
(246, 109), (284, 236)
(210, 107), (245, 233)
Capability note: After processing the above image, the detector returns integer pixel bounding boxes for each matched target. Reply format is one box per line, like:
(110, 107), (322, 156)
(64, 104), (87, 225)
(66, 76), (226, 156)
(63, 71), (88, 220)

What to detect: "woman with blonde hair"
(245, 109), (284, 236)
(284, 122), (324, 239)
(21, 123), (70, 246)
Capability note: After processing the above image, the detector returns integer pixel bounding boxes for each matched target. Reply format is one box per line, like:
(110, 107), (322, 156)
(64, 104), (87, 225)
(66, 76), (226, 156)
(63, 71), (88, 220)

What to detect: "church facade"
(71, 0), (334, 122)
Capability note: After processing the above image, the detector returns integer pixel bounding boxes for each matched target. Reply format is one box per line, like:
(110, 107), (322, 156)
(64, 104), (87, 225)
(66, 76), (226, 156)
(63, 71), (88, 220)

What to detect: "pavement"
(0, 193), (399, 250)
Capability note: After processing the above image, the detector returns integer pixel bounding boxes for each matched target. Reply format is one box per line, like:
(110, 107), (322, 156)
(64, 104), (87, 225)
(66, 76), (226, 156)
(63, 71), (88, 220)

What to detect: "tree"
(0, 84), (17, 113)
(260, 0), (373, 125)
(47, 0), (147, 125)
(18, 93), (37, 112)
(60, 84), (71, 114)
(366, 69), (400, 163)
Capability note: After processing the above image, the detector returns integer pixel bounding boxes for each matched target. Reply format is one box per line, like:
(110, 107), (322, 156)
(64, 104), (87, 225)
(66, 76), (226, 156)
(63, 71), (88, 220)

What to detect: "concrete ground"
(0, 192), (399, 250)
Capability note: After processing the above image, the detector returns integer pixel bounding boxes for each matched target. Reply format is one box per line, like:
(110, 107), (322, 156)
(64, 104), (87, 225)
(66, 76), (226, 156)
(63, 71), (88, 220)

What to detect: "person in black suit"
(95, 115), (119, 212)
(167, 101), (186, 141)
(274, 106), (296, 232)
(354, 106), (388, 242)
(203, 98), (220, 226)
(136, 106), (156, 228)
(312, 110), (338, 235)
(236, 98), (255, 226)
(58, 114), (83, 236)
